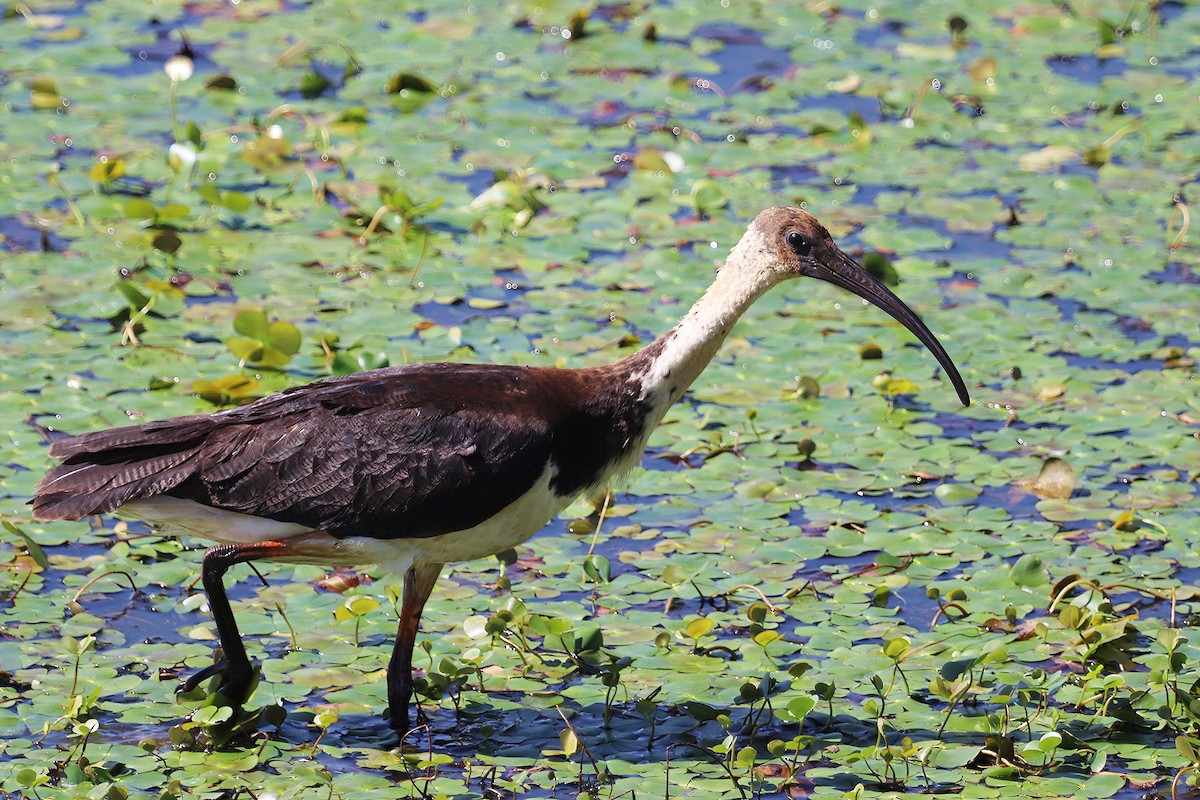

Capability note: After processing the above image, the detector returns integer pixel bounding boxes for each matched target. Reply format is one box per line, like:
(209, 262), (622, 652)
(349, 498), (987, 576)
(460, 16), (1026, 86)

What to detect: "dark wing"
(33, 364), (561, 539)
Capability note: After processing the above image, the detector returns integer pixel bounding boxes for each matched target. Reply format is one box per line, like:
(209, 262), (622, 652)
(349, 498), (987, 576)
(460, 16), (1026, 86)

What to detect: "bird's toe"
(179, 656), (260, 704)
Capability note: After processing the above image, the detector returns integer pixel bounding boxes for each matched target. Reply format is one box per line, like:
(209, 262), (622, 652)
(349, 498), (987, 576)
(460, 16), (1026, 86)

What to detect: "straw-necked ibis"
(32, 206), (969, 732)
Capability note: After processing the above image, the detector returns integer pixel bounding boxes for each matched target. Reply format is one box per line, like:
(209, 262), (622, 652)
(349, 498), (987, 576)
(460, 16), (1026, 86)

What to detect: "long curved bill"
(814, 247), (970, 406)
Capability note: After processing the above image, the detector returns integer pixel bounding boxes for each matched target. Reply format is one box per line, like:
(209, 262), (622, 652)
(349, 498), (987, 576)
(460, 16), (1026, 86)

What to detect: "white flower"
(164, 54), (194, 83)
(168, 142), (197, 171)
(662, 150), (685, 173)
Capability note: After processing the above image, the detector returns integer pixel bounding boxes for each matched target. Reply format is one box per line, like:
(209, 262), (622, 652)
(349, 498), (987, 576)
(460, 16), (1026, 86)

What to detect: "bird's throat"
(633, 241), (781, 419)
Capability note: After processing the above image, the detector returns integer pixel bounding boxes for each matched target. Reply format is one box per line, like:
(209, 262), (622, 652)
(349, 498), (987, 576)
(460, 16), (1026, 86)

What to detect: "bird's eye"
(786, 230), (811, 256)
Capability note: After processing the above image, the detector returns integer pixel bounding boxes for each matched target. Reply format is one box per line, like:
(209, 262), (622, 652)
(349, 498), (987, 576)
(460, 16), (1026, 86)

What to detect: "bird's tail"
(32, 416), (215, 521)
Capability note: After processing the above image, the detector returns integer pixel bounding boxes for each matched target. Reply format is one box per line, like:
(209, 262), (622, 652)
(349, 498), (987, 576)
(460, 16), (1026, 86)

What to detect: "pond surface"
(1, 1), (1198, 799)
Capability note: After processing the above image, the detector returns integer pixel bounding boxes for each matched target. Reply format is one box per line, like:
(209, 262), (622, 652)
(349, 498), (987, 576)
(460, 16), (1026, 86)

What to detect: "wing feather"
(33, 363), (567, 539)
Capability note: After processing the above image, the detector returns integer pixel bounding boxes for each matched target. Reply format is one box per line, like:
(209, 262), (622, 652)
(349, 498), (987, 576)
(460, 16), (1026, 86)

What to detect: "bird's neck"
(625, 240), (780, 419)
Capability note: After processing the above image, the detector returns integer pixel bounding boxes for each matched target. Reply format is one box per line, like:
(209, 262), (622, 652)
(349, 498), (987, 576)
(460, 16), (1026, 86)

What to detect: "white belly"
(120, 464), (572, 576)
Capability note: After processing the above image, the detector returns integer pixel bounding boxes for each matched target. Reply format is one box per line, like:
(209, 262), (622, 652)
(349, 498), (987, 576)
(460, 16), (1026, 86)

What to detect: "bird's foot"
(172, 658), (274, 750)
(179, 655), (261, 706)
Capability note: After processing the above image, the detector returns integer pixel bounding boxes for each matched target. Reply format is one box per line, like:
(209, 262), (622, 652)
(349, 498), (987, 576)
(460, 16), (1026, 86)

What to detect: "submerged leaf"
(1031, 457), (1076, 500)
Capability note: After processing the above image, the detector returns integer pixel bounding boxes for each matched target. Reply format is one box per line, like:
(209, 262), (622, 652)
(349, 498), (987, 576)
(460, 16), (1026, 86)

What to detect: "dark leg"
(387, 561), (443, 732)
(181, 541), (289, 704)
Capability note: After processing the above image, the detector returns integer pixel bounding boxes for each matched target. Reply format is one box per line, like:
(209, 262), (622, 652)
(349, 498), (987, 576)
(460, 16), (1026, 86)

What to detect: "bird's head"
(747, 206), (970, 406)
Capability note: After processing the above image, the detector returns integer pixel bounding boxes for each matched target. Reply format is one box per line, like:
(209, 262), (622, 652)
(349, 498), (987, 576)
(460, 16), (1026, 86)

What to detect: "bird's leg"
(181, 541), (289, 705)
(387, 561), (443, 732)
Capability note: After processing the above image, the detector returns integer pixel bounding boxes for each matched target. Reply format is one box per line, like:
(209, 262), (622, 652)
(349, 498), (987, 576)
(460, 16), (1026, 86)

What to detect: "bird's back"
(31, 362), (619, 537)
(33, 361), (647, 540)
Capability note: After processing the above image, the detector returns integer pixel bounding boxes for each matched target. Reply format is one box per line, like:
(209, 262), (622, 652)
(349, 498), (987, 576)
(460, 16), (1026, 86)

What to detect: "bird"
(32, 206), (970, 733)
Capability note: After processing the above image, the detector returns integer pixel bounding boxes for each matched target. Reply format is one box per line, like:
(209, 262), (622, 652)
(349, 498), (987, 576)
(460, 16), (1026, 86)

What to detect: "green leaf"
(462, 616), (488, 640)
(784, 695), (816, 723)
(192, 375), (262, 407)
(183, 121), (203, 147)
(753, 630), (782, 647)
(15, 768), (43, 788)
(123, 198), (157, 220)
(684, 702), (721, 722)
(862, 252), (900, 286)
(198, 183), (222, 205)
(884, 637), (910, 660)
(221, 191), (253, 213)
(266, 321), (301, 356)
(934, 483), (982, 506)
(158, 203), (191, 219)
(227, 337), (266, 363)
(385, 72), (437, 94)
(152, 230), (182, 254)
(191, 705), (234, 725)
(300, 70), (332, 98)
(685, 617), (715, 639)
(4, 522), (50, 569)
(690, 178), (726, 216)
(116, 280), (152, 309)
(344, 596), (380, 617)
(1036, 731), (1062, 752)
(1009, 554), (1047, 587)
(234, 309), (270, 339)
(582, 554), (610, 583)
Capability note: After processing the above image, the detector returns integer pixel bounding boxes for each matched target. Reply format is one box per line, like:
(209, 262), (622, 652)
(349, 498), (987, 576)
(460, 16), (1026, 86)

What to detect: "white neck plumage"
(629, 227), (783, 421)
